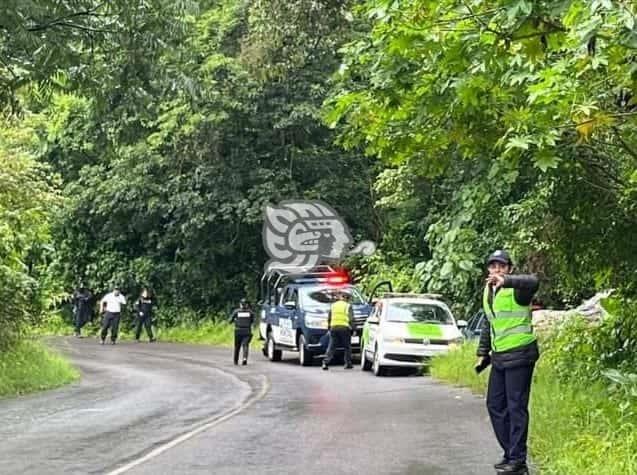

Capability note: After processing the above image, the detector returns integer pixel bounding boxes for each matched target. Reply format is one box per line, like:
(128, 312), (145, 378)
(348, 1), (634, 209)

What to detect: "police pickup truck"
(258, 266), (373, 366)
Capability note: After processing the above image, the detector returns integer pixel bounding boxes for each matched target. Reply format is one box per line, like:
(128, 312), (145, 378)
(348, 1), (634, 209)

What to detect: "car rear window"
(386, 302), (454, 324)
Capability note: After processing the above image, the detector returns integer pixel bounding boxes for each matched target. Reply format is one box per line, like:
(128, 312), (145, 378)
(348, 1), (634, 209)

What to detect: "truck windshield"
(386, 302), (454, 324)
(300, 286), (366, 310)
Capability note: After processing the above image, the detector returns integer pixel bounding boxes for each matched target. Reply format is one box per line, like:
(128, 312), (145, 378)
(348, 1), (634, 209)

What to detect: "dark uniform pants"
(74, 311), (88, 334)
(234, 332), (252, 363)
(487, 363), (534, 463)
(101, 312), (121, 342)
(323, 327), (352, 366)
(135, 314), (154, 340)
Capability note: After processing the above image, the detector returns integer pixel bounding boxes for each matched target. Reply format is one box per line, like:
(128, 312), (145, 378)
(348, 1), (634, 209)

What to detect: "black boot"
(497, 461), (528, 474)
(494, 458), (508, 470)
(322, 362), (329, 370)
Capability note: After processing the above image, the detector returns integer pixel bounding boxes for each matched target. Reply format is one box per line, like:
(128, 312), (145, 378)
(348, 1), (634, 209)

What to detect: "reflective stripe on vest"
(482, 286), (535, 352)
(330, 301), (350, 327)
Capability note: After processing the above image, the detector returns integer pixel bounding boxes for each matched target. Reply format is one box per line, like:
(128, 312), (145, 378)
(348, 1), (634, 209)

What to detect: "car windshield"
(300, 285), (366, 310)
(386, 302), (454, 324)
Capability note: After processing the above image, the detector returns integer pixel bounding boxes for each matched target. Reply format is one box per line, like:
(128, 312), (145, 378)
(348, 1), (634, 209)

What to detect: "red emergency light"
(326, 270), (350, 285)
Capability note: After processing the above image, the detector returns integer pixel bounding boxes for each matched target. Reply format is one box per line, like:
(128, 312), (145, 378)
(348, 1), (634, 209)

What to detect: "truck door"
(276, 287), (297, 346)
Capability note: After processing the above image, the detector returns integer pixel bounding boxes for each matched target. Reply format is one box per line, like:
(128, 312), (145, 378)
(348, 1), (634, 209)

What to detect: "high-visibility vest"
(330, 300), (350, 327)
(482, 286), (535, 352)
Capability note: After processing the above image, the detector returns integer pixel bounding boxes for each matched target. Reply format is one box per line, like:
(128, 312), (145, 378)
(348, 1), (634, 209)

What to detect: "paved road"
(0, 338), (500, 475)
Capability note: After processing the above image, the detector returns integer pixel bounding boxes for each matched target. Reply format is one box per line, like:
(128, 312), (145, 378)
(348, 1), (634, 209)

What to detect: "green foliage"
(0, 115), (62, 348)
(0, 339), (79, 397)
(542, 297), (637, 385)
(32, 0), (378, 316)
(327, 0), (637, 308)
(0, 0), (197, 111)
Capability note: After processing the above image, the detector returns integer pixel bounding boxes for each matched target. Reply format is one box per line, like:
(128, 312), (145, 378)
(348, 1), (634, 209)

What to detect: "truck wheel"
(360, 341), (372, 371)
(298, 334), (313, 366)
(267, 332), (282, 362)
(372, 346), (385, 377)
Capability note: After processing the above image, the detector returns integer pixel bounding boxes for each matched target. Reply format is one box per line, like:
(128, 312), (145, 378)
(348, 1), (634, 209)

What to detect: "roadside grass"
(157, 322), (260, 348)
(33, 313), (260, 348)
(431, 342), (637, 475)
(0, 339), (79, 398)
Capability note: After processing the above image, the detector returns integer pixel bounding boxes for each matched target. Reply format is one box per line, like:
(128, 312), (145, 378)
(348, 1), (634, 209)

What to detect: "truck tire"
(298, 334), (313, 367)
(267, 332), (282, 362)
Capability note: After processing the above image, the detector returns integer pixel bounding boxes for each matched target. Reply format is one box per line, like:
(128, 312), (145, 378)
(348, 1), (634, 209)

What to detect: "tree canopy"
(1, 0), (637, 339)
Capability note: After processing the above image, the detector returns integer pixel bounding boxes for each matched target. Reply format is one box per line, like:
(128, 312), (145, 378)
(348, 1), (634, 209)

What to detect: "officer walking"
(100, 286), (126, 345)
(229, 298), (254, 365)
(72, 286), (93, 337)
(322, 290), (355, 370)
(477, 250), (539, 475)
(135, 288), (156, 343)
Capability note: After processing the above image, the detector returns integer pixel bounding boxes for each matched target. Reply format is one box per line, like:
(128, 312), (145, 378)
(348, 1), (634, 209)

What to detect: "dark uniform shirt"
(73, 290), (93, 321)
(136, 297), (155, 318)
(230, 308), (255, 335)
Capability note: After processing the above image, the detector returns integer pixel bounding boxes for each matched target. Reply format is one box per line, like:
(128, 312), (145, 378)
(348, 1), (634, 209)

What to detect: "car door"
(464, 310), (485, 340)
(366, 302), (383, 352)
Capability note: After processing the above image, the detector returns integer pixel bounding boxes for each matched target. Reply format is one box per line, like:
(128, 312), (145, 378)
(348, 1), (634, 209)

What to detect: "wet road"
(0, 338), (500, 474)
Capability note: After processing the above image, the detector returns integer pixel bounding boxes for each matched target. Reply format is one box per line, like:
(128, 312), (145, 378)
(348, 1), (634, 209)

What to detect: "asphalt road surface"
(0, 338), (502, 475)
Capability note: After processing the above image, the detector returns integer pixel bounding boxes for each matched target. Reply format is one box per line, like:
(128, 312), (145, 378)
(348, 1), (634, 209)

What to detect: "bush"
(0, 339), (79, 397)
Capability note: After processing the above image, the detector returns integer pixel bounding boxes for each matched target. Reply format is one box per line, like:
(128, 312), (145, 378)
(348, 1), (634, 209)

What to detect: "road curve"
(0, 338), (500, 475)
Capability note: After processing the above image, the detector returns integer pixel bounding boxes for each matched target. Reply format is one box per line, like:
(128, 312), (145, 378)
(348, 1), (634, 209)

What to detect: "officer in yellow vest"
(477, 250), (539, 475)
(322, 290), (355, 370)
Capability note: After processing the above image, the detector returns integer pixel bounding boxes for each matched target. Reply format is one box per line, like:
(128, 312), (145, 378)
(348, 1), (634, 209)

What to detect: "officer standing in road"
(477, 250), (539, 475)
(135, 288), (156, 343)
(229, 298), (255, 365)
(100, 286), (127, 345)
(322, 290), (355, 370)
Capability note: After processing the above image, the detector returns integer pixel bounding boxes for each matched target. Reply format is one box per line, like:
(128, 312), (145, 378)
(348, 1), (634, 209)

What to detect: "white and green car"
(360, 293), (466, 376)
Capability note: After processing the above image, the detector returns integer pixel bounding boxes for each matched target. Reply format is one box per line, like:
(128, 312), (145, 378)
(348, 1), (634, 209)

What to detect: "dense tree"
(0, 115), (60, 347)
(35, 0), (378, 320)
(327, 0), (637, 310)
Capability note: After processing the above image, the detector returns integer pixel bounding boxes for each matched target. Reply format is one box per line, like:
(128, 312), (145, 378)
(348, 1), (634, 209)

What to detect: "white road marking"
(105, 373), (270, 475)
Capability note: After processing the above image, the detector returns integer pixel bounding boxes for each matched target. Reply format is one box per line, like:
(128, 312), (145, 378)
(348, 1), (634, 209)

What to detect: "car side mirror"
(367, 316), (379, 324)
(456, 319), (468, 329)
(283, 301), (296, 310)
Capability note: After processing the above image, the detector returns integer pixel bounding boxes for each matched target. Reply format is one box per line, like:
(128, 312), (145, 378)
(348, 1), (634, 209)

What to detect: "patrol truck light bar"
(260, 265), (351, 303)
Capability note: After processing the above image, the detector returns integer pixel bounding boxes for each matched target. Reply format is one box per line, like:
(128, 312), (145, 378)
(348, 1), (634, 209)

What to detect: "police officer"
(322, 290), (355, 370)
(100, 286), (126, 345)
(135, 288), (156, 343)
(72, 286), (93, 337)
(477, 250), (539, 475)
(229, 298), (254, 365)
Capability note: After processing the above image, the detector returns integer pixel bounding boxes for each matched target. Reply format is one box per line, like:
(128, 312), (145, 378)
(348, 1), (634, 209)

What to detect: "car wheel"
(267, 332), (282, 362)
(298, 334), (312, 366)
(372, 345), (384, 377)
(360, 340), (372, 371)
